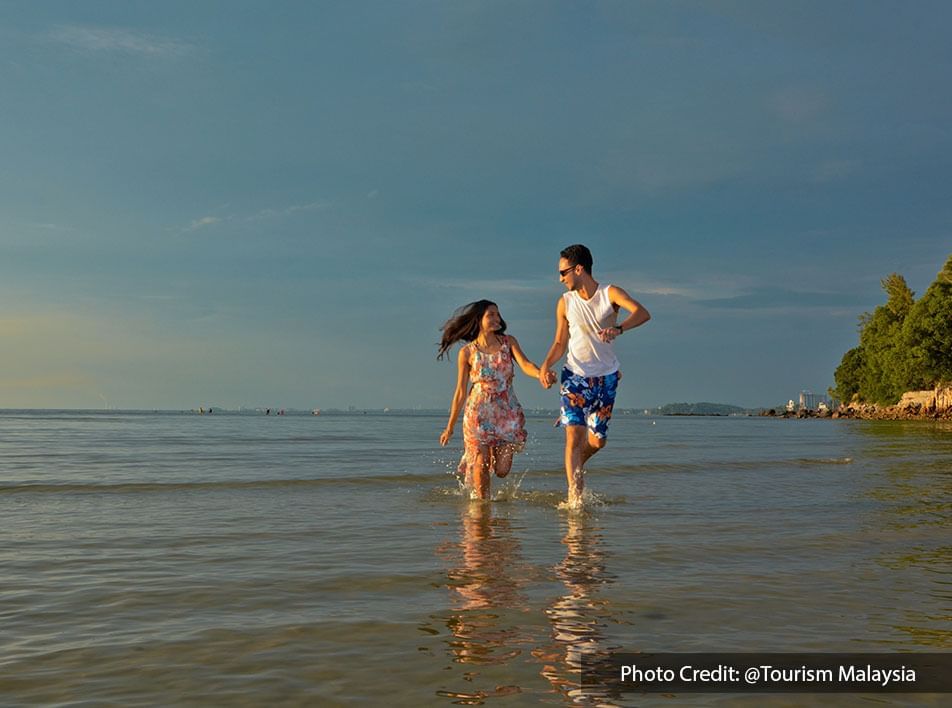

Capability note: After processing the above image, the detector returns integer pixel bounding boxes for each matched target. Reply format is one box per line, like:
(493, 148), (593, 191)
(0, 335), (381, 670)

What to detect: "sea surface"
(1, 410), (950, 706)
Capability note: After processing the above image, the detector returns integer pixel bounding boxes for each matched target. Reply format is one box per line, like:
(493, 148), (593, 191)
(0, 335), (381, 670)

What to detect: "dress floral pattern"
(459, 336), (527, 479)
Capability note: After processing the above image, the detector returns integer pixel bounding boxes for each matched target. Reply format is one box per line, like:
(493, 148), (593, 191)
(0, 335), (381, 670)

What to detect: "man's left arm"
(600, 286), (650, 342)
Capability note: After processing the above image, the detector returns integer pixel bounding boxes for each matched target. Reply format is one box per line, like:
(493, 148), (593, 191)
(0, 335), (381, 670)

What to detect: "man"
(539, 244), (651, 506)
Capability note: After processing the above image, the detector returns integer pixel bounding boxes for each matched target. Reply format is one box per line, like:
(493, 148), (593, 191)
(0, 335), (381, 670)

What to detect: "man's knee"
(588, 434), (607, 450)
(565, 427), (589, 450)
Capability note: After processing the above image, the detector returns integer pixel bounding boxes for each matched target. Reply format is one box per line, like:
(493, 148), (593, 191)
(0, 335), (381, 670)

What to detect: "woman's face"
(480, 305), (502, 333)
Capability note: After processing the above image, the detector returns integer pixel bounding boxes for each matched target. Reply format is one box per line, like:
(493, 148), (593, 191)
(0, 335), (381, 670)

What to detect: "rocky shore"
(761, 385), (952, 420)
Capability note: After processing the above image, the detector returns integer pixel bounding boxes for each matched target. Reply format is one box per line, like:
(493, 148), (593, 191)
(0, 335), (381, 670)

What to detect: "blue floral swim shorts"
(558, 368), (619, 438)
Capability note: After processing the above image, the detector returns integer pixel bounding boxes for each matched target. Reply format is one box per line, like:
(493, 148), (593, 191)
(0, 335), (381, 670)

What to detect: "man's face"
(558, 257), (580, 290)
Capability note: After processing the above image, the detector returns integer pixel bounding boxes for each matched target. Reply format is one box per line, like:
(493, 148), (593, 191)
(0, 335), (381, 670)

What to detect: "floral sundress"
(458, 335), (527, 479)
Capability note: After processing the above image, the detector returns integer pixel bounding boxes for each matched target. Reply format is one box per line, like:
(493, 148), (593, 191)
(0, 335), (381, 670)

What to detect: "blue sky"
(1, 1), (950, 410)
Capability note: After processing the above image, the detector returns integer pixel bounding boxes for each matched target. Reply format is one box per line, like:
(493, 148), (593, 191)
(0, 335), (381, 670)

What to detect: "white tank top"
(563, 284), (620, 377)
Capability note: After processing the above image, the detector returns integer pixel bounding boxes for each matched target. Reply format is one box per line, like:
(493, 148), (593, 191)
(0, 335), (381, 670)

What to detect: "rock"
(789, 385), (952, 420)
(899, 390), (935, 412)
(937, 385), (952, 413)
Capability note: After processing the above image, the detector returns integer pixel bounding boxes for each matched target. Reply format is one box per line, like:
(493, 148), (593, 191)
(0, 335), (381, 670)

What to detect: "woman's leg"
(493, 443), (516, 478)
(472, 445), (492, 499)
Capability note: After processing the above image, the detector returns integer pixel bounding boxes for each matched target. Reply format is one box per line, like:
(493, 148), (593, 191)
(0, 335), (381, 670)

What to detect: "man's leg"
(560, 369), (614, 505)
(565, 426), (602, 503)
(573, 373), (616, 495)
(563, 379), (615, 504)
(586, 431), (607, 459)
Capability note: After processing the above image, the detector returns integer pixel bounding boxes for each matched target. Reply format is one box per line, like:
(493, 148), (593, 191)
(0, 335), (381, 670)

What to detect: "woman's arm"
(440, 346), (471, 446)
(507, 335), (541, 379)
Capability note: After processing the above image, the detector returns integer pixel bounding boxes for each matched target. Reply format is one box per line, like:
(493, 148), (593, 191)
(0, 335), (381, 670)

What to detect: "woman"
(438, 300), (541, 500)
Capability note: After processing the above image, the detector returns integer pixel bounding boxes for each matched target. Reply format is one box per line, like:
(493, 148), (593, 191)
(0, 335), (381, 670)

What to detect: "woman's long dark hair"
(437, 300), (507, 360)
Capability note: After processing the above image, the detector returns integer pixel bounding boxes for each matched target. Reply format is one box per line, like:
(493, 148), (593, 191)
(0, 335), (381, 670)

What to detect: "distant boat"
(312, 408), (321, 416)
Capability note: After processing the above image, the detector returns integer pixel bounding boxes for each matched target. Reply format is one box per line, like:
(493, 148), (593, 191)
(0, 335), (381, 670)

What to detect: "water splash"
(490, 468), (530, 502)
(426, 468), (624, 508)
(557, 487), (608, 513)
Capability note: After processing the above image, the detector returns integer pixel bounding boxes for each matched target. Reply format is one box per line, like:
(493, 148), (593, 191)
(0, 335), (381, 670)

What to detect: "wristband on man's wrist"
(615, 325), (623, 335)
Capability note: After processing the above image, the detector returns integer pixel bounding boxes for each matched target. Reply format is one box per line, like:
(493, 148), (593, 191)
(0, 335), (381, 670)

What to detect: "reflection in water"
(852, 422), (952, 647)
(535, 514), (620, 705)
(840, 421), (952, 649)
(436, 503), (528, 703)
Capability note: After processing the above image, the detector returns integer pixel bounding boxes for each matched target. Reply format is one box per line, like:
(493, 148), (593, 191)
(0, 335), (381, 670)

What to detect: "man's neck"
(575, 276), (599, 300)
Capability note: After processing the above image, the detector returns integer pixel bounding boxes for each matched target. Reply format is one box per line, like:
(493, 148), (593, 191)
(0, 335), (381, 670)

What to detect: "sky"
(1, 1), (950, 411)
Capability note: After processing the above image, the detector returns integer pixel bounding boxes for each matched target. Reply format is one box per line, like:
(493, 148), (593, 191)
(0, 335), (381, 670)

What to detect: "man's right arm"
(539, 298), (569, 388)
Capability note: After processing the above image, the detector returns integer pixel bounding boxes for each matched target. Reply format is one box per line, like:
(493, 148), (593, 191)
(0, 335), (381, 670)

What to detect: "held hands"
(439, 428), (453, 446)
(539, 368), (557, 389)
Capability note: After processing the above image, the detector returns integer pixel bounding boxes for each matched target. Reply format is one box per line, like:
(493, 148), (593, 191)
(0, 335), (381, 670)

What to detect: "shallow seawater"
(1, 411), (949, 705)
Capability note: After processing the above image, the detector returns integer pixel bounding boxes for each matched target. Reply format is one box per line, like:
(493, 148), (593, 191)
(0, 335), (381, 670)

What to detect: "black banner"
(582, 653), (952, 693)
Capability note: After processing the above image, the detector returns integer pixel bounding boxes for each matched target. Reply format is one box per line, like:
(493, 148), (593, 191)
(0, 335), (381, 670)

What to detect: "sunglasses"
(559, 264), (577, 277)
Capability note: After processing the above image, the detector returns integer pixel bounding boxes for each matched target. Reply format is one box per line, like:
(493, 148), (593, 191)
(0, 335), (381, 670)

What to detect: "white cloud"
(182, 201), (329, 233)
(132, 294), (185, 302)
(245, 202), (330, 222)
(769, 86), (828, 126)
(48, 25), (192, 58)
(599, 270), (732, 301)
(26, 222), (65, 230)
(411, 276), (549, 294)
(185, 216), (221, 232)
(413, 273), (720, 301)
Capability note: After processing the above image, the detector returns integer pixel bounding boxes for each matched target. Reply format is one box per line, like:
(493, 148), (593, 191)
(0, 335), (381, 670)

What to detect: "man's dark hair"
(560, 244), (593, 274)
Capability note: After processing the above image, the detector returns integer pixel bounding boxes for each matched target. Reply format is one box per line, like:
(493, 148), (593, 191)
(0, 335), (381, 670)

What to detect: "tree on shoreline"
(832, 255), (952, 405)
(902, 255), (952, 389)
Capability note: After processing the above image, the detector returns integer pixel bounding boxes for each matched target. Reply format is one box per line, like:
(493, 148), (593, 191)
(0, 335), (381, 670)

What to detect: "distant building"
(794, 391), (833, 412)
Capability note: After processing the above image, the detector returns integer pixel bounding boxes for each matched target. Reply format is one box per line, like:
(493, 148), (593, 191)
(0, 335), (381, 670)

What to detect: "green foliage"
(902, 254), (952, 387)
(832, 346), (864, 402)
(882, 272), (916, 316)
(835, 255), (952, 404)
(856, 274), (914, 404)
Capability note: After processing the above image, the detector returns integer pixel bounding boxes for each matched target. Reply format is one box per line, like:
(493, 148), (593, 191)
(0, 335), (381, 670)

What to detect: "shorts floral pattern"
(459, 336), (527, 478)
(558, 368), (619, 439)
